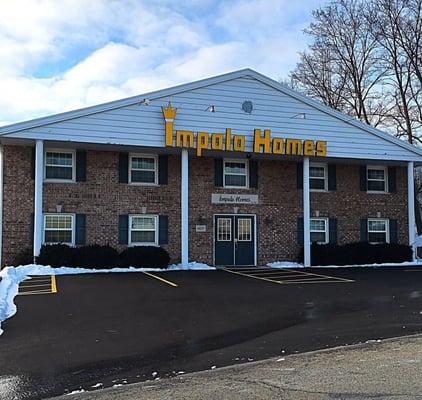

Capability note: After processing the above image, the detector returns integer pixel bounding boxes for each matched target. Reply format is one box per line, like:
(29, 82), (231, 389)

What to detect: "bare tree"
(291, 0), (389, 127)
(370, 0), (422, 144)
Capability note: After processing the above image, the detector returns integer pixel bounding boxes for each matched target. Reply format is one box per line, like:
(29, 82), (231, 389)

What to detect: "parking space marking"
(18, 275), (58, 295)
(142, 272), (178, 287)
(222, 268), (354, 285)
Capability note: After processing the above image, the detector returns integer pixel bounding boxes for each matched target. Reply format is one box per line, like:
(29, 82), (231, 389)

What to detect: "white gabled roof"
(1, 68), (421, 162)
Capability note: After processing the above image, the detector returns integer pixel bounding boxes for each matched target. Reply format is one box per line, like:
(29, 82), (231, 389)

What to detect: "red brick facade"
(1, 145), (409, 266)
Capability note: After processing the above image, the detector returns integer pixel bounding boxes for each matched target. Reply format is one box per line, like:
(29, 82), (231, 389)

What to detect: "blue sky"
(0, 0), (323, 126)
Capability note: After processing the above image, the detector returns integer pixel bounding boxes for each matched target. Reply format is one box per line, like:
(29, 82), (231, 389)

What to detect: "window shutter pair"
(296, 162), (336, 190)
(297, 217), (337, 244)
(118, 153), (168, 184)
(359, 165), (396, 192)
(360, 218), (398, 243)
(118, 215), (168, 245)
(214, 159), (258, 188)
(30, 148), (86, 182)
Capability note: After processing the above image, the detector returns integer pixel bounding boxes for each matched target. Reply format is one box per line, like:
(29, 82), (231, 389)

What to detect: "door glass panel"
(237, 218), (251, 241)
(217, 218), (231, 241)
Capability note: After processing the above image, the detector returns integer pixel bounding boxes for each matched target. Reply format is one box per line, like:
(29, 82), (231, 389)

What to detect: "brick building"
(0, 69), (420, 267)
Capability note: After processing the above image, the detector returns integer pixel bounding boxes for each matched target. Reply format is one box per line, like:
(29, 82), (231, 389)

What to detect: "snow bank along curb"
(0, 262), (215, 336)
(267, 260), (422, 268)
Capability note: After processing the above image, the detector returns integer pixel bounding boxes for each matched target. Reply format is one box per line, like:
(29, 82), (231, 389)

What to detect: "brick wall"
(1, 145), (409, 266)
(188, 157), (408, 265)
(2, 146), (181, 266)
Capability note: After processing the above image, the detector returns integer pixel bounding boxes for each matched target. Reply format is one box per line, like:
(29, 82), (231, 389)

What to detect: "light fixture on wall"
(290, 112), (306, 119)
(315, 210), (320, 217)
(56, 204), (63, 213)
(204, 105), (216, 113)
(141, 206), (147, 214)
(377, 211), (381, 218)
(139, 98), (150, 106)
(233, 207), (239, 214)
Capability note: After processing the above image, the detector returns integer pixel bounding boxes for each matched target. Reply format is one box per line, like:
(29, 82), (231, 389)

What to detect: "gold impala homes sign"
(161, 102), (327, 157)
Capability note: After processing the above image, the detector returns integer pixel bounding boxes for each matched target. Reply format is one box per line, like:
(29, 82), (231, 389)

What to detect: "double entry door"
(214, 215), (256, 267)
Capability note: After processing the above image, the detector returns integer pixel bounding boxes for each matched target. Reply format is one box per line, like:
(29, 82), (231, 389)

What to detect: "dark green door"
(214, 215), (255, 267)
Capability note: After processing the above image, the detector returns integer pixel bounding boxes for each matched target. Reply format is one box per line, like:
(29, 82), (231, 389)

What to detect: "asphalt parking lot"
(1, 266), (422, 399)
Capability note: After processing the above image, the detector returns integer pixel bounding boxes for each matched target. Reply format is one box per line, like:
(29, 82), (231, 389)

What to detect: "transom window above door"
(129, 155), (158, 184)
(223, 159), (248, 188)
(44, 150), (75, 181)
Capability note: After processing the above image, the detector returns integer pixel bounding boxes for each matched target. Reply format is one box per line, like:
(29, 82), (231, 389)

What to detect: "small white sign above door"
(211, 193), (259, 205)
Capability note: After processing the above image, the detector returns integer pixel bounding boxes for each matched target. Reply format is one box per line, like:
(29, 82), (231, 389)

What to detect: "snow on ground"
(0, 262), (215, 335)
(268, 260), (422, 268)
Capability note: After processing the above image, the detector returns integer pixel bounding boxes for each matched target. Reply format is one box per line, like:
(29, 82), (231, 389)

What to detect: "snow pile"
(267, 261), (304, 268)
(0, 262), (215, 335)
(267, 260), (422, 269)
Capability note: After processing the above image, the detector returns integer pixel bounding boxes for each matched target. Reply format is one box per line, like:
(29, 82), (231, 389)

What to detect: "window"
(129, 215), (158, 245)
(368, 219), (389, 244)
(237, 218), (252, 241)
(45, 150), (75, 181)
(224, 160), (248, 188)
(44, 214), (74, 245)
(217, 218), (231, 241)
(367, 166), (387, 192)
(129, 155), (158, 184)
(310, 164), (327, 191)
(310, 218), (328, 244)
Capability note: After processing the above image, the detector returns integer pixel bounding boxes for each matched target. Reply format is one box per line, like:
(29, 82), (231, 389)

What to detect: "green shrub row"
(35, 244), (170, 269)
(300, 242), (412, 266)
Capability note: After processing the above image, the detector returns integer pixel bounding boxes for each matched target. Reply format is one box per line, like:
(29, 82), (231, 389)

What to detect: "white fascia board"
(247, 70), (422, 158)
(1, 67), (421, 161)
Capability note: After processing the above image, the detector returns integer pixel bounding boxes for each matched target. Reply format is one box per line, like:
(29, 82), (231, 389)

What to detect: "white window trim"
(128, 153), (159, 186)
(367, 165), (388, 194)
(44, 149), (76, 183)
(367, 218), (390, 244)
(223, 158), (249, 189)
(310, 217), (329, 244)
(309, 163), (328, 192)
(43, 213), (75, 246)
(237, 218), (252, 242)
(129, 214), (159, 246)
(217, 217), (232, 242)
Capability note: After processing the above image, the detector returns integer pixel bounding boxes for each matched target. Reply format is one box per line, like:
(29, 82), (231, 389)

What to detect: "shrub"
(37, 244), (74, 267)
(70, 245), (119, 268)
(300, 241), (412, 266)
(36, 244), (170, 269)
(119, 246), (170, 269)
(13, 248), (34, 266)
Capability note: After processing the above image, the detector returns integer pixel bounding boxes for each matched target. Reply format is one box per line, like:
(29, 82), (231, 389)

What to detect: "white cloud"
(0, 0), (323, 125)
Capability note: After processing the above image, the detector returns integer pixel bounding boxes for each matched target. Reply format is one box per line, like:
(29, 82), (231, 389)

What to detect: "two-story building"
(0, 69), (420, 267)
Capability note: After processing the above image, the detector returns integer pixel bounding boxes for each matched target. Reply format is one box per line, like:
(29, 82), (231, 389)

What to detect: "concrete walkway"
(55, 334), (422, 400)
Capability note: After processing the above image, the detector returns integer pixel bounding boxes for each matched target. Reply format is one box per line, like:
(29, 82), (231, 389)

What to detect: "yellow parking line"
(222, 268), (283, 285)
(288, 269), (355, 282)
(51, 275), (57, 293)
(143, 272), (178, 287)
(18, 290), (54, 296)
(223, 268), (354, 285)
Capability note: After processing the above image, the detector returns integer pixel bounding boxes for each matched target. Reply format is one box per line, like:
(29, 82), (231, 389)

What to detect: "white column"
(303, 157), (311, 267)
(33, 140), (44, 260)
(181, 149), (189, 267)
(408, 161), (415, 259)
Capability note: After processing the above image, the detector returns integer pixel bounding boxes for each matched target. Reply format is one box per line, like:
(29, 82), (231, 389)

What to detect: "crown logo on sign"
(162, 102), (177, 120)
